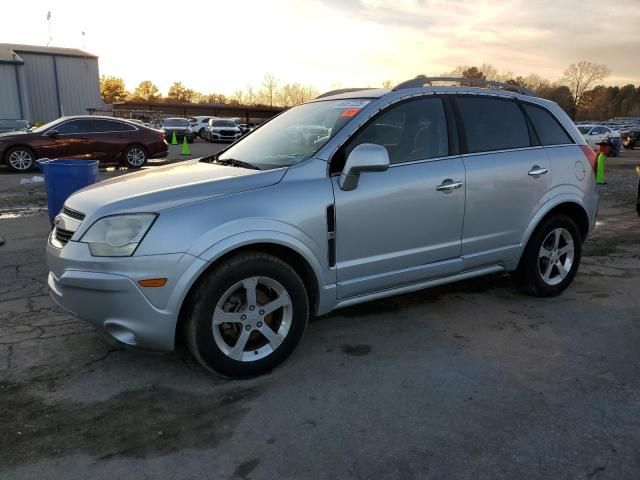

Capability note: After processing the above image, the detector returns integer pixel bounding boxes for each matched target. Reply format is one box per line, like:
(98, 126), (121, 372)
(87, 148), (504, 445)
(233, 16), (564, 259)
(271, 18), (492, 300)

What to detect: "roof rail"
(315, 87), (375, 99)
(392, 75), (536, 97)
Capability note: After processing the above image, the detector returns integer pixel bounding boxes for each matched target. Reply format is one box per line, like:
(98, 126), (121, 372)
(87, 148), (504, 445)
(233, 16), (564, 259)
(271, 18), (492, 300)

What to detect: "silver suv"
(46, 76), (599, 378)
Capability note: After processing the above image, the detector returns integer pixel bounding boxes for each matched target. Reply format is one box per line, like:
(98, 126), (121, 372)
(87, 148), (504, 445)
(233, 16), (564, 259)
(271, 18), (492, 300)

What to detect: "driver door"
(40, 118), (96, 159)
(331, 96), (466, 299)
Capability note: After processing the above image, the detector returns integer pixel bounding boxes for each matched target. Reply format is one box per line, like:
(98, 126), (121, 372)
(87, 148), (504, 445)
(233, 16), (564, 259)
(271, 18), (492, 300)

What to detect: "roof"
(0, 43), (98, 64)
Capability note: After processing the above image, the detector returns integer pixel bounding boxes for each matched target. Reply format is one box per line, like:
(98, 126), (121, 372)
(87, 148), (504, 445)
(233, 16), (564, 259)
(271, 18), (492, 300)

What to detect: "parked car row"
(0, 116), (167, 172)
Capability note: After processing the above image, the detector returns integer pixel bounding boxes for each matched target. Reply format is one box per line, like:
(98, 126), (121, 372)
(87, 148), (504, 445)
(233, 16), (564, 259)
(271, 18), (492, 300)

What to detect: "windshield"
(218, 99), (371, 170)
(577, 126), (591, 134)
(212, 120), (236, 127)
(164, 118), (189, 127)
(0, 119), (28, 130)
(32, 118), (64, 133)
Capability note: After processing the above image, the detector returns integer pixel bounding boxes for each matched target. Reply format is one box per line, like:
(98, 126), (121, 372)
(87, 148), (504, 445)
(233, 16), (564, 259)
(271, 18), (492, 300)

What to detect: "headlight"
(80, 214), (157, 257)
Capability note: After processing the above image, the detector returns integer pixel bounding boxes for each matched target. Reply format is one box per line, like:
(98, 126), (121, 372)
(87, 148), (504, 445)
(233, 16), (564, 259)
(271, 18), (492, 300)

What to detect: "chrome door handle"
(436, 180), (463, 192)
(528, 167), (548, 176)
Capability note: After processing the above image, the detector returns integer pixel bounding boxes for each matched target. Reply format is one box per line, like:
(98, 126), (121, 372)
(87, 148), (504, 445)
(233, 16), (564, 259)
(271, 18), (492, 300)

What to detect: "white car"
(206, 118), (243, 142)
(189, 116), (215, 139)
(577, 124), (620, 149)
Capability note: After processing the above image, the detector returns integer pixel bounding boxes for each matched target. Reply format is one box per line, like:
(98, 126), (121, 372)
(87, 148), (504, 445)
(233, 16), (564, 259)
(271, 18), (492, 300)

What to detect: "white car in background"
(189, 116), (215, 139)
(577, 124), (620, 149)
(206, 118), (243, 142)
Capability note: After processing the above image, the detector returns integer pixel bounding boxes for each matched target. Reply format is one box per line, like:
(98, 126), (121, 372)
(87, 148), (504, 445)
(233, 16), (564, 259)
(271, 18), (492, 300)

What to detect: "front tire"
(6, 147), (36, 172)
(512, 215), (582, 297)
(185, 252), (309, 378)
(124, 145), (147, 169)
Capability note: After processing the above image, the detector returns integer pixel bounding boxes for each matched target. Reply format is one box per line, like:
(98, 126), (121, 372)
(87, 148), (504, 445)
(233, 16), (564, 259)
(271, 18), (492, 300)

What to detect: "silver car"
(46, 76), (599, 378)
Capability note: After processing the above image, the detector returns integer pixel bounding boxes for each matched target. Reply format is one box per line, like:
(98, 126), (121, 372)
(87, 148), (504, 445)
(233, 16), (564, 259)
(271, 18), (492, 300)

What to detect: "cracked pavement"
(1, 151), (640, 479)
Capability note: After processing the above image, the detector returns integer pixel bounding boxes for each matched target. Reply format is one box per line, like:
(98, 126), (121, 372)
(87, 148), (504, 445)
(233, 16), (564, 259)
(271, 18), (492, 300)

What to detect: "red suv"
(0, 116), (168, 172)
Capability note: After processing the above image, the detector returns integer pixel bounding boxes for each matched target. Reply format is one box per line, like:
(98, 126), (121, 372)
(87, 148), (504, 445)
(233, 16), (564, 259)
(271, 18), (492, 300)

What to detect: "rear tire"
(5, 147), (36, 172)
(124, 145), (147, 169)
(512, 215), (582, 297)
(185, 252), (309, 378)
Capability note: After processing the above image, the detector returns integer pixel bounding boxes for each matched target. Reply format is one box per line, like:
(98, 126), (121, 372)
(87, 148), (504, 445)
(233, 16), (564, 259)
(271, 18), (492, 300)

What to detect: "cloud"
(317, 0), (640, 84)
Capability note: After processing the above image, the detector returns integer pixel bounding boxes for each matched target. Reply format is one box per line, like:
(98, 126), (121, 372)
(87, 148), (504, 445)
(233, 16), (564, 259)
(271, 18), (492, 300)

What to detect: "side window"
(54, 119), (92, 135)
(591, 127), (605, 135)
(342, 97), (448, 166)
(523, 104), (573, 146)
(95, 120), (136, 132)
(456, 96), (530, 153)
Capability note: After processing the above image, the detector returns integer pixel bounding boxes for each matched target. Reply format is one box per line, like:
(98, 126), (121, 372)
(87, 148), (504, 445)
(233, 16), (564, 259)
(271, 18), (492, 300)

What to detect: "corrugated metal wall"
(56, 56), (102, 116)
(19, 53), (60, 122)
(0, 64), (22, 119)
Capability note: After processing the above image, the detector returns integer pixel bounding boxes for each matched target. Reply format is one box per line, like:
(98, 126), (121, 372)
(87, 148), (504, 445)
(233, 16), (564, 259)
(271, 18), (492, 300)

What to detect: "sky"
(2, 0), (639, 96)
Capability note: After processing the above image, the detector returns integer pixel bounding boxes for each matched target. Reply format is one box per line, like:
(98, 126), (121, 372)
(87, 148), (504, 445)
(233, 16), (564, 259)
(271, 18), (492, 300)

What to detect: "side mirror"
(45, 129), (59, 137)
(339, 143), (389, 191)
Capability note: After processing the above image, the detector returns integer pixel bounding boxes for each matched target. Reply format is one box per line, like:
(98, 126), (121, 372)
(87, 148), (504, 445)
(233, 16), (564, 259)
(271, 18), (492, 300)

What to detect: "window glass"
(457, 97), (530, 153)
(577, 126), (591, 134)
(343, 97), (448, 165)
(591, 126), (605, 135)
(92, 119), (136, 132)
(54, 119), (92, 135)
(523, 104), (572, 146)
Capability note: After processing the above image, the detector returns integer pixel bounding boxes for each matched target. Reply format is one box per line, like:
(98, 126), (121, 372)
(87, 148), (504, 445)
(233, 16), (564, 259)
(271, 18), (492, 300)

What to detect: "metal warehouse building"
(0, 43), (103, 123)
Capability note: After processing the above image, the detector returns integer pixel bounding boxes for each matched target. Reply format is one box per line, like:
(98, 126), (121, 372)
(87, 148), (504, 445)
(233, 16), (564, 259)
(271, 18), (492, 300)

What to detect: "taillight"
(580, 145), (597, 171)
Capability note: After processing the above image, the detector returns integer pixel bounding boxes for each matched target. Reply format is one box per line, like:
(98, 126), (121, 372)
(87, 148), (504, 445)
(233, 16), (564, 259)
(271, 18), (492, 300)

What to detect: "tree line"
(438, 61), (638, 120)
(99, 74), (319, 109)
(100, 61), (640, 120)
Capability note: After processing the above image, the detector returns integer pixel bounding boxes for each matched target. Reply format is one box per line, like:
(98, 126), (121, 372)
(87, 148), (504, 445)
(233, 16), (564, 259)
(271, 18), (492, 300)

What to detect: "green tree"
(130, 81), (161, 102)
(99, 75), (128, 104)
(167, 82), (195, 102)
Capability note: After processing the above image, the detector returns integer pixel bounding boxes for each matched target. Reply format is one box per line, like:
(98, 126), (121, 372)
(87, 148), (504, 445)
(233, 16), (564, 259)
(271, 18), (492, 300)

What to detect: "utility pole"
(46, 11), (52, 46)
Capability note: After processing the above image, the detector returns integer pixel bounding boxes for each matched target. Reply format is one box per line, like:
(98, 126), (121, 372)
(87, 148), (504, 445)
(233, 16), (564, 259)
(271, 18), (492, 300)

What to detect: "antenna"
(81, 30), (86, 50)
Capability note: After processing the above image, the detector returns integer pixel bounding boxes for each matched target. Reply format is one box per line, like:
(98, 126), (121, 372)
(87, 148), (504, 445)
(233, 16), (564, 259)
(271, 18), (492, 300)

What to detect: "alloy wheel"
(8, 150), (34, 171)
(538, 227), (575, 286)
(126, 147), (146, 167)
(212, 276), (292, 362)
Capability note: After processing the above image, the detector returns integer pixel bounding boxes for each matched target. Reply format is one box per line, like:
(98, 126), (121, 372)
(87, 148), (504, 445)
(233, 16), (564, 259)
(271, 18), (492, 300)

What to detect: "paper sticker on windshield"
(340, 108), (362, 118)
(334, 100), (371, 109)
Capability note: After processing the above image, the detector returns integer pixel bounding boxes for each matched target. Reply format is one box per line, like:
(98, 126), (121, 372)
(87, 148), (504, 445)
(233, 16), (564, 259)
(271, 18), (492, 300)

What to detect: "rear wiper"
(213, 158), (261, 170)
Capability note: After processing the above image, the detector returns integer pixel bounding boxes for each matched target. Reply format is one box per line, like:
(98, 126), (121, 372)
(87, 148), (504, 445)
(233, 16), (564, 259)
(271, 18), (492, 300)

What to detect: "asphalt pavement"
(0, 149), (639, 479)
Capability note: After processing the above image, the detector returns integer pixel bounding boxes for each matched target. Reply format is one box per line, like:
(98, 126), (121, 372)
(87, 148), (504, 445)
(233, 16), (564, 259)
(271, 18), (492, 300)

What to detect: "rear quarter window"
(524, 104), (573, 146)
(456, 96), (531, 153)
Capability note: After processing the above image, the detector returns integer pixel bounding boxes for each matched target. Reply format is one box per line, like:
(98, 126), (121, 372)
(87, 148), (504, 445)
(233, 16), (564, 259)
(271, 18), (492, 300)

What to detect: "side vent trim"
(326, 204), (336, 268)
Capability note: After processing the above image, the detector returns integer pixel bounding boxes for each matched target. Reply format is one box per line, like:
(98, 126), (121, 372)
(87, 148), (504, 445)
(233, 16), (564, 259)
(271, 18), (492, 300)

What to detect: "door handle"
(528, 167), (548, 176)
(436, 180), (463, 192)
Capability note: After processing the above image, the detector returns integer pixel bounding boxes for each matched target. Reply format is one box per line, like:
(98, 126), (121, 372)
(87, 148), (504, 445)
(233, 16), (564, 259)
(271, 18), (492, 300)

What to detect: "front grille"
(54, 227), (74, 246)
(62, 206), (85, 221)
(220, 130), (236, 136)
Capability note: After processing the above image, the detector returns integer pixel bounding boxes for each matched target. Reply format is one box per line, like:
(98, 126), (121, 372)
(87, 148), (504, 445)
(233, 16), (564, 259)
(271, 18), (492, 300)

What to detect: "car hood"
(65, 159), (286, 218)
(0, 130), (31, 140)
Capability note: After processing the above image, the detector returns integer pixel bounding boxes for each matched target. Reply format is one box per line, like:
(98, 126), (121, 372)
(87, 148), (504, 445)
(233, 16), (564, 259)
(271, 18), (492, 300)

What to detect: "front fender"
(196, 221), (329, 290)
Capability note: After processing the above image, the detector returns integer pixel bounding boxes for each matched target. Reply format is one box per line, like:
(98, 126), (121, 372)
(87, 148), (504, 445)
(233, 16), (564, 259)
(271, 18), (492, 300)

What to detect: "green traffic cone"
(181, 135), (190, 156)
(171, 132), (177, 145)
(596, 152), (606, 184)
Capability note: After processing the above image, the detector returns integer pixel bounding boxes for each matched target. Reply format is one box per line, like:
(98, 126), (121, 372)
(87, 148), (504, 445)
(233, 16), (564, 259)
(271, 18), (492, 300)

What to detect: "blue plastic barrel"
(36, 159), (99, 225)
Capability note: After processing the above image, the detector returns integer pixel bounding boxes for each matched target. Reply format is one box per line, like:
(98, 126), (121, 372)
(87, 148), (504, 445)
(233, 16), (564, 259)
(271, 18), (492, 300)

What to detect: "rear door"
(332, 96), (466, 298)
(91, 119), (138, 162)
(454, 95), (551, 270)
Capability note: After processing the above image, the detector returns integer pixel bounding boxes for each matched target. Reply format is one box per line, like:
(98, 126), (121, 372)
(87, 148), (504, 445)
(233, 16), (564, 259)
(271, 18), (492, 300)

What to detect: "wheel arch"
(175, 241), (322, 349)
(517, 198), (590, 269)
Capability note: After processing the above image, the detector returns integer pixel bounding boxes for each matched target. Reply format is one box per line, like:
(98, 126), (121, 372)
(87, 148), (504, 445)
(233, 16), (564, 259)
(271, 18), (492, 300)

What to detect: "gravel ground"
(0, 149), (639, 480)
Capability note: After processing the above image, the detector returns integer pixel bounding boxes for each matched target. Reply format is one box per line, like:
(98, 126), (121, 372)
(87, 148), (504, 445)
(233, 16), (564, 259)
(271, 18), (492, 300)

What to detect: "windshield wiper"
(213, 158), (261, 170)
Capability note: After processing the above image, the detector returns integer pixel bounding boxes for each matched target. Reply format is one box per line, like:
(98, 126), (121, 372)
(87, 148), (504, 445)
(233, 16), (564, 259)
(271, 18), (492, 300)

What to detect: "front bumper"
(46, 238), (207, 351)
(210, 133), (242, 142)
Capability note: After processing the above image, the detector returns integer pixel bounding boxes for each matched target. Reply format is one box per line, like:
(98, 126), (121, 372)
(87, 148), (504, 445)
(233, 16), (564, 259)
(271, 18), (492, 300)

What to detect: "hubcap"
(538, 227), (575, 286)
(8, 150), (33, 171)
(127, 148), (145, 167)
(212, 276), (292, 362)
